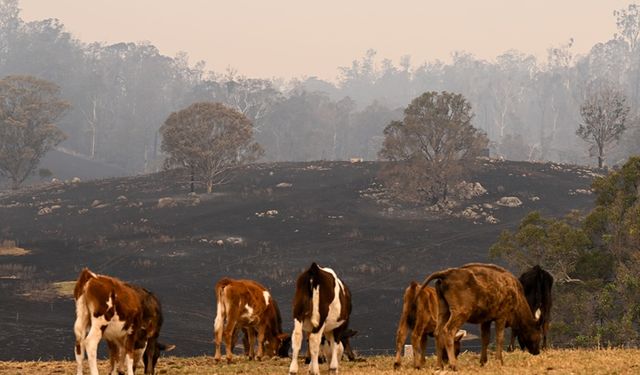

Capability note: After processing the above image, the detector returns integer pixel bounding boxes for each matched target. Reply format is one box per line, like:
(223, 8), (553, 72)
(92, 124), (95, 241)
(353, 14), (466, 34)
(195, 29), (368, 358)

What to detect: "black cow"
(509, 265), (553, 351)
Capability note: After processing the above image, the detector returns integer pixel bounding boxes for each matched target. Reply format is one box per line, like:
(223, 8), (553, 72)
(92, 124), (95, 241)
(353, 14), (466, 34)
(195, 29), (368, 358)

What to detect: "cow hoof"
(393, 362), (400, 370)
(329, 368), (338, 374)
(226, 358), (233, 365)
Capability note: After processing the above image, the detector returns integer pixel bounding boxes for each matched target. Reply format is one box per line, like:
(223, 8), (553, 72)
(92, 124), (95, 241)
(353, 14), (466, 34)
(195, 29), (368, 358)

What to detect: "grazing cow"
(213, 278), (291, 363)
(393, 281), (466, 369)
(289, 263), (352, 375)
(422, 263), (542, 370)
(73, 268), (173, 375)
(106, 284), (175, 375)
(509, 265), (554, 351)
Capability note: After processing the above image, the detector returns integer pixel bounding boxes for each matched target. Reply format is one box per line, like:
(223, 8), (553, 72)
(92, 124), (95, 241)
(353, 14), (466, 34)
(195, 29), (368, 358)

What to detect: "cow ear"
(534, 308), (541, 322)
(345, 329), (358, 338)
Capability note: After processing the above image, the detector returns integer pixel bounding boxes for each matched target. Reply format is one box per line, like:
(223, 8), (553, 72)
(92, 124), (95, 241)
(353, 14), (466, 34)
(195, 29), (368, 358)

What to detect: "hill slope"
(0, 160), (595, 360)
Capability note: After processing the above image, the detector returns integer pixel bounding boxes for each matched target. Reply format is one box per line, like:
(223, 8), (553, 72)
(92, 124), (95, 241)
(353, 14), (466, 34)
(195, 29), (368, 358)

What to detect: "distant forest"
(2, 0), (640, 173)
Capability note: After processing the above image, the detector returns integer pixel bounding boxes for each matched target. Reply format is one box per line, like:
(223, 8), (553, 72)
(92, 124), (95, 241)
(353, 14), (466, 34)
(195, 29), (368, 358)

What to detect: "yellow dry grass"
(0, 246), (29, 256)
(1, 349), (639, 375)
(52, 281), (76, 298)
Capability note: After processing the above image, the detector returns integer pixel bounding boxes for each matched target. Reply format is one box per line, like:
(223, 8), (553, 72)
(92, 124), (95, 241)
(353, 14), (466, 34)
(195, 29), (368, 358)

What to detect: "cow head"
(516, 326), (541, 355)
(265, 333), (291, 358)
(143, 340), (176, 375)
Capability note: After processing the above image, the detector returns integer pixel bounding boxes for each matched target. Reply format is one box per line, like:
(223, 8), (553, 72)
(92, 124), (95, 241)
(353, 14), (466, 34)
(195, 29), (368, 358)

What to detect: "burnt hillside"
(0, 159), (596, 360)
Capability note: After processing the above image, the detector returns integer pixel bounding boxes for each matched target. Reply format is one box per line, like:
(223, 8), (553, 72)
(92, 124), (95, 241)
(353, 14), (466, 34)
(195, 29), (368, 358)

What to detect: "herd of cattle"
(72, 262), (553, 375)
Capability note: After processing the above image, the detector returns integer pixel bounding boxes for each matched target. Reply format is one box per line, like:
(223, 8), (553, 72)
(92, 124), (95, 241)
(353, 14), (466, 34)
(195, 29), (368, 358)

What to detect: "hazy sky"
(19, 0), (632, 81)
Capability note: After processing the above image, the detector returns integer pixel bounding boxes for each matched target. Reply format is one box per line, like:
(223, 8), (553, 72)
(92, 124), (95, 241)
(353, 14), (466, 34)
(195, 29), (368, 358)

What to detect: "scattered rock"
(91, 200), (102, 208)
(256, 209), (279, 217)
(349, 157), (364, 163)
(37, 207), (52, 216)
(461, 207), (481, 220)
(77, 208), (89, 215)
(116, 195), (128, 202)
(214, 240), (224, 247)
(496, 196), (523, 207)
(71, 177), (81, 184)
(485, 215), (500, 224)
(276, 182), (292, 188)
(225, 237), (245, 246)
(456, 181), (488, 200)
(157, 197), (176, 209)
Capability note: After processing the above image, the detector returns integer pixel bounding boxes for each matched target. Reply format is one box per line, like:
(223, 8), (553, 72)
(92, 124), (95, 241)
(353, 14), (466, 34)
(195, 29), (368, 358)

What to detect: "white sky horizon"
(19, 0), (634, 82)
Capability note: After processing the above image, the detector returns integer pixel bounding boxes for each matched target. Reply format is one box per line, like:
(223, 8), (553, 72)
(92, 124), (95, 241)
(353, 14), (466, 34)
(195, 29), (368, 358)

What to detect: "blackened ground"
(0, 160), (595, 360)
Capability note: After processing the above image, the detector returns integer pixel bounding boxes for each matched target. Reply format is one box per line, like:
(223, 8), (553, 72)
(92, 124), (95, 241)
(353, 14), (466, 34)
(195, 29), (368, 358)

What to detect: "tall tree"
(160, 102), (262, 193)
(378, 91), (488, 203)
(577, 85), (629, 168)
(0, 75), (69, 189)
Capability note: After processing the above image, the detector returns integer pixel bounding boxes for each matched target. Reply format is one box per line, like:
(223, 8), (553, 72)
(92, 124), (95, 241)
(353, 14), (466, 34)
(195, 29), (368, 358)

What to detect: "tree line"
(1, 1), (640, 175)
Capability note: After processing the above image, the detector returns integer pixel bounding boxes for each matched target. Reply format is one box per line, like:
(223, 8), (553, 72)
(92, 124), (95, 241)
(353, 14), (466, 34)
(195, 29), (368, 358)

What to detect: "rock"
(37, 207), (52, 216)
(116, 195), (128, 202)
(276, 182), (292, 188)
(91, 200), (101, 208)
(496, 196), (522, 207)
(225, 237), (245, 246)
(486, 215), (500, 224)
(157, 197), (176, 208)
(71, 177), (81, 184)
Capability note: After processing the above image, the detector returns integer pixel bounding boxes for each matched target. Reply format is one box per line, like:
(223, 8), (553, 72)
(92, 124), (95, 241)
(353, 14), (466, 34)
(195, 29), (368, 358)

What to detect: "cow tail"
(421, 268), (454, 290)
(214, 278), (231, 335)
(73, 268), (96, 300)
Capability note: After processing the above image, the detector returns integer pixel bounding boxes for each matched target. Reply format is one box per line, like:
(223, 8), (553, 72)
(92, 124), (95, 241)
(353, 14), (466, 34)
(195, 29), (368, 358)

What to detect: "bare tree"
(378, 91), (488, 204)
(0, 75), (69, 189)
(160, 102), (263, 193)
(577, 86), (629, 168)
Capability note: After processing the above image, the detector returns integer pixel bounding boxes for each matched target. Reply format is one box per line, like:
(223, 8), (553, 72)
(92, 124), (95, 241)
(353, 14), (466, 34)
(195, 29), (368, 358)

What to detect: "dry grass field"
(1, 349), (639, 375)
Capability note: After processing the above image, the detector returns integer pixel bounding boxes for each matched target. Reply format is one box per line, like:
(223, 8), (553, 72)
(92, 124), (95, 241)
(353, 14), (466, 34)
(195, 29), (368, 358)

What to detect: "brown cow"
(213, 278), (290, 363)
(289, 262), (352, 375)
(73, 268), (173, 375)
(422, 263), (542, 370)
(393, 281), (466, 369)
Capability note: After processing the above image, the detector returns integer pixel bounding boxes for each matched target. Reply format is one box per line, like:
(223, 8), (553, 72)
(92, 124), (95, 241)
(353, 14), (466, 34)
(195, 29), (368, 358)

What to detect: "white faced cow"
(289, 262), (351, 375)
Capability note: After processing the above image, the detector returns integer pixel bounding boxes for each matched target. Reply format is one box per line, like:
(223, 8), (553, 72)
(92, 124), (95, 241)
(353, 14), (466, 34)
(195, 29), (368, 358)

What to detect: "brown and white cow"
(213, 278), (290, 363)
(393, 281), (466, 369)
(422, 263), (542, 371)
(73, 268), (173, 375)
(289, 262), (351, 375)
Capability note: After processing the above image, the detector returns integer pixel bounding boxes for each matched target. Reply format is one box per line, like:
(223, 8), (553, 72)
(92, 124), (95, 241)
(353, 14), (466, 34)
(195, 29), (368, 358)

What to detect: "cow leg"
(288, 319), (303, 375)
(308, 330), (323, 375)
(255, 326), (265, 360)
(223, 319), (238, 364)
(393, 310), (409, 369)
(324, 331), (342, 374)
(507, 328), (515, 352)
(480, 321), (491, 366)
(542, 320), (549, 349)
(84, 322), (103, 375)
(410, 327), (424, 369)
(213, 300), (225, 362)
(107, 340), (123, 375)
(495, 319), (506, 365)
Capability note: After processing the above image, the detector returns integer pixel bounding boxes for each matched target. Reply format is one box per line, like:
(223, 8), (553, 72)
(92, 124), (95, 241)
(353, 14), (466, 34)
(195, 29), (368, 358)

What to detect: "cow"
(509, 265), (554, 351)
(393, 281), (466, 369)
(213, 278), (291, 363)
(289, 262), (352, 375)
(106, 284), (175, 375)
(73, 268), (173, 375)
(422, 263), (542, 371)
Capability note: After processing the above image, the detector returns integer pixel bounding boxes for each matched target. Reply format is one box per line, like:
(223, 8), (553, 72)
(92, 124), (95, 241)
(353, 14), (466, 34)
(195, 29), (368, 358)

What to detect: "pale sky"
(19, 0), (633, 82)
